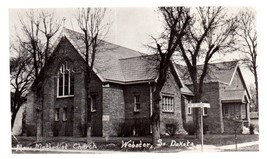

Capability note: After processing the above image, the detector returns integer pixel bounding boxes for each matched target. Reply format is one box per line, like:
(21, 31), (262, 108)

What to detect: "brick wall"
(187, 82), (222, 134)
(201, 82), (222, 134)
(102, 84), (125, 137)
(26, 37), (104, 137)
(181, 95), (194, 131)
(123, 83), (151, 136)
(89, 73), (103, 137)
(160, 73), (186, 135)
(25, 91), (36, 136)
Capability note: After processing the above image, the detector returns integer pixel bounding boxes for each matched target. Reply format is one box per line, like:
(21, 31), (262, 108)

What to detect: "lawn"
(12, 134), (259, 153)
(194, 134), (259, 146)
(223, 145), (259, 152)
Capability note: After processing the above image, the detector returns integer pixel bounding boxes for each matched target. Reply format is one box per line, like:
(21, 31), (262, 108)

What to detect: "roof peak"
(175, 60), (239, 67)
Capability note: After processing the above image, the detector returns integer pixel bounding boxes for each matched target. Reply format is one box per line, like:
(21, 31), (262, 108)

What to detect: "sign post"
(188, 102), (210, 152)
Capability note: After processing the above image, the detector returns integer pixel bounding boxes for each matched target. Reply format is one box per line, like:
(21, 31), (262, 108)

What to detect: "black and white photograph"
(3, 0), (265, 157)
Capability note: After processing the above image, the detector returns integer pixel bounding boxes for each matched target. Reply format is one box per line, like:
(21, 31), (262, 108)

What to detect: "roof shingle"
(221, 90), (246, 102)
(62, 28), (150, 83)
(176, 61), (238, 85)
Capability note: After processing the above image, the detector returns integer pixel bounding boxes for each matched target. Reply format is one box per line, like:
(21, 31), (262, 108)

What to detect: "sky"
(9, 8), (163, 53)
(9, 7), (256, 85)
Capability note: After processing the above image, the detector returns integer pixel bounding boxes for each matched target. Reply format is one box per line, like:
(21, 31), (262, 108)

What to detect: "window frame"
(90, 95), (97, 112)
(57, 63), (74, 98)
(223, 105), (229, 116)
(55, 108), (60, 121)
(134, 94), (141, 112)
(62, 108), (68, 121)
(186, 99), (192, 115)
(161, 95), (174, 113)
(203, 107), (208, 116)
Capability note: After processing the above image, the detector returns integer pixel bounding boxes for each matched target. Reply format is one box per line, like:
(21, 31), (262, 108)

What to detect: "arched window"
(57, 63), (74, 97)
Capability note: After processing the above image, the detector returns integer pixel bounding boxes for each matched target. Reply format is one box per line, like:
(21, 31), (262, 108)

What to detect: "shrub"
(52, 122), (61, 137)
(78, 123), (87, 137)
(117, 120), (133, 137)
(166, 124), (177, 136)
(185, 121), (197, 135)
(249, 124), (255, 134)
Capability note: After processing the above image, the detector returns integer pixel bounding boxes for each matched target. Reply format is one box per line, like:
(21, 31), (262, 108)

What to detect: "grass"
(198, 134), (259, 146)
(223, 145), (259, 152)
(12, 134), (259, 153)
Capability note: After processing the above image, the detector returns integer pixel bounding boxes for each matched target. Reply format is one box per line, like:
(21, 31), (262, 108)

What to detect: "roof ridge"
(198, 60), (239, 66)
(119, 54), (154, 61)
(63, 27), (147, 56)
(174, 60), (239, 66)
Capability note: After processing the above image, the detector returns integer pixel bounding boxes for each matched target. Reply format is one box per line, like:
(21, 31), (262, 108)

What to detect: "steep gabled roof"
(175, 61), (251, 99)
(50, 28), (183, 86)
(55, 28), (148, 84)
(221, 90), (247, 103)
(119, 55), (158, 83)
(176, 61), (238, 85)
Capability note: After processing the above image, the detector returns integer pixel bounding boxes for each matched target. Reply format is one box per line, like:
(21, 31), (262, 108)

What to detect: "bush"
(52, 122), (61, 136)
(249, 124), (255, 134)
(185, 121), (197, 135)
(117, 120), (133, 137)
(78, 123), (87, 137)
(166, 124), (177, 136)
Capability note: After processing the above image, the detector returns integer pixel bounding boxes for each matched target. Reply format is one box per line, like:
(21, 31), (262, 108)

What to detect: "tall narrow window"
(58, 74), (63, 96)
(203, 107), (208, 116)
(63, 108), (68, 121)
(91, 95), (97, 112)
(55, 108), (59, 121)
(57, 63), (74, 97)
(134, 95), (141, 112)
(223, 105), (229, 116)
(162, 96), (174, 112)
(186, 99), (192, 115)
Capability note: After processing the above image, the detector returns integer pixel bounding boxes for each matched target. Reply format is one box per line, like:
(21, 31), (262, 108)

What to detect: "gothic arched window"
(57, 63), (74, 97)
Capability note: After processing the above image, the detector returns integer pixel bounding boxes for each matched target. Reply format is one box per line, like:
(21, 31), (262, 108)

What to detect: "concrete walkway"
(183, 141), (259, 152)
(217, 141), (259, 151)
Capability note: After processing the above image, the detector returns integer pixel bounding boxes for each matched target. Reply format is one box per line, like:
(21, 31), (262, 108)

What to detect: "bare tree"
(237, 8), (257, 111)
(150, 7), (191, 146)
(175, 7), (239, 138)
(10, 9), (61, 136)
(39, 11), (61, 67)
(249, 84), (257, 112)
(10, 46), (34, 129)
(76, 8), (109, 143)
(17, 9), (61, 78)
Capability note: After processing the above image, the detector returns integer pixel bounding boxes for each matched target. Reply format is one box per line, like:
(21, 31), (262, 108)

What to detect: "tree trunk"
(152, 102), (160, 147)
(85, 67), (92, 143)
(36, 110), (42, 141)
(254, 68), (259, 112)
(193, 83), (202, 139)
(11, 108), (18, 129)
(151, 89), (161, 147)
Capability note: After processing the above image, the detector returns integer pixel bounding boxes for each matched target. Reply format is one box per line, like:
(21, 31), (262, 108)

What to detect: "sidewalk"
(183, 141), (259, 152)
(217, 141), (259, 151)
